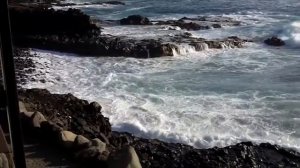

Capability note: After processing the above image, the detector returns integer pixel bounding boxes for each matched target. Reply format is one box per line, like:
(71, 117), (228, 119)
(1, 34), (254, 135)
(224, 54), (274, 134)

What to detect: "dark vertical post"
(0, 0), (27, 167)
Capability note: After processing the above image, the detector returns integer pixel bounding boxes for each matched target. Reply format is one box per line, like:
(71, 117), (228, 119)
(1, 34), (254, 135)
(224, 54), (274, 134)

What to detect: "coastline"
(6, 2), (300, 167)
(17, 87), (300, 167)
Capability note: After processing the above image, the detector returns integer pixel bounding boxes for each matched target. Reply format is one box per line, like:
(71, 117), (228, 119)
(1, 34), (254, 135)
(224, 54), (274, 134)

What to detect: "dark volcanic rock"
(100, 1), (125, 5)
(18, 89), (112, 139)
(110, 132), (300, 168)
(15, 34), (178, 58)
(155, 16), (241, 31)
(10, 6), (249, 58)
(175, 21), (209, 31)
(120, 15), (152, 25)
(55, 1), (126, 7)
(13, 48), (37, 86)
(9, 7), (100, 36)
(17, 88), (300, 167)
(156, 20), (209, 30)
(264, 36), (285, 46)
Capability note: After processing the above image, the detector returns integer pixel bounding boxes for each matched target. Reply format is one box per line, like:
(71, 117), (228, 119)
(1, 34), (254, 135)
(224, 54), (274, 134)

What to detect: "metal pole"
(0, 0), (27, 167)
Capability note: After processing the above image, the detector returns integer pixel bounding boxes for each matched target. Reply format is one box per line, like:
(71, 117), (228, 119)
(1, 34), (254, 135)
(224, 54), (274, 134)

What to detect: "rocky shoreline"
(15, 88), (300, 168)
(8, 48), (300, 167)
(10, 5), (252, 58)
(4, 2), (296, 167)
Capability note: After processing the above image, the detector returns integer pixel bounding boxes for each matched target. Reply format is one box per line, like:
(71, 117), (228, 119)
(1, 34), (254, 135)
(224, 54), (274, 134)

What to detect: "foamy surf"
(23, 47), (300, 152)
(279, 21), (300, 47)
(19, 0), (300, 153)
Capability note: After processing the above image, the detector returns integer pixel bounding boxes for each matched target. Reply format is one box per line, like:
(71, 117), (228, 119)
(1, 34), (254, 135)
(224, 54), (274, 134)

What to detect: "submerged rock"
(156, 20), (209, 30)
(155, 15), (241, 31)
(264, 36), (285, 46)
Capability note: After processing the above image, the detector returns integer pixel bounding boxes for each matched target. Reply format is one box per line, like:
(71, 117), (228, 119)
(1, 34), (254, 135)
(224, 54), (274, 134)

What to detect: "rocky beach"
(2, 0), (300, 167)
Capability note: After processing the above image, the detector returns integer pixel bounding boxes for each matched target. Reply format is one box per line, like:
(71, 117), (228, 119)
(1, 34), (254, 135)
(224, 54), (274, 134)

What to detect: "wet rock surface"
(120, 15), (152, 25)
(13, 48), (37, 86)
(10, 6), (249, 58)
(154, 16), (241, 30)
(9, 6), (100, 36)
(16, 88), (300, 168)
(54, 1), (126, 7)
(264, 36), (285, 46)
(18, 89), (112, 139)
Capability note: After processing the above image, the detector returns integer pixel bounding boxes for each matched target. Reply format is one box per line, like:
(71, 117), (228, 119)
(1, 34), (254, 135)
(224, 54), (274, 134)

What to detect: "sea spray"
(279, 21), (300, 47)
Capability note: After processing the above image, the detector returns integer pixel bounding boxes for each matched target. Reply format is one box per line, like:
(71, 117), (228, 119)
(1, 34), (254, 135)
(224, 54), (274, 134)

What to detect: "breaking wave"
(279, 21), (300, 47)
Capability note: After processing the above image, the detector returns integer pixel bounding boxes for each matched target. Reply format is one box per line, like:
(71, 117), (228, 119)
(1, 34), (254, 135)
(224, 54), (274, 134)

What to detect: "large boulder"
(107, 146), (142, 168)
(31, 112), (47, 128)
(19, 101), (27, 113)
(120, 15), (152, 25)
(74, 135), (90, 150)
(75, 146), (110, 164)
(59, 130), (77, 148)
(74, 138), (109, 164)
(91, 138), (107, 153)
(264, 37), (285, 46)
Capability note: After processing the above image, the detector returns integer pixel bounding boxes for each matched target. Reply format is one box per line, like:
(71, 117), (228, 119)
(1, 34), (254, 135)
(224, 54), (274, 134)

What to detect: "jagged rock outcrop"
(10, 6), (249, 58)
(18, 89), (112, 139)
(9, 7), (100, 36)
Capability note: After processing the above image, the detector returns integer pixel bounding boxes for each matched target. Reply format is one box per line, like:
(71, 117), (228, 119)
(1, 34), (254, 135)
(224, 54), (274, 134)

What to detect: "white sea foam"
(279, 21), (300, 47)
(20, 0), (300, 151)
(23, 48), (300, 151)
(176, 44), (197, 55)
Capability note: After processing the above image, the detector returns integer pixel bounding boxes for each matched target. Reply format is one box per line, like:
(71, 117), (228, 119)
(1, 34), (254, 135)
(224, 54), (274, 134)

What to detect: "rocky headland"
(10, 5), (251, 58)
(1, 2), (294, 167)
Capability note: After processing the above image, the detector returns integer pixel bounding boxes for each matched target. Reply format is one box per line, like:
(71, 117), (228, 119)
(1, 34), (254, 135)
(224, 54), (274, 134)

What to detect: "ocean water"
(25, 0), (300, 150)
